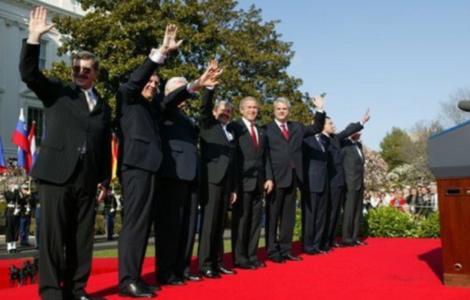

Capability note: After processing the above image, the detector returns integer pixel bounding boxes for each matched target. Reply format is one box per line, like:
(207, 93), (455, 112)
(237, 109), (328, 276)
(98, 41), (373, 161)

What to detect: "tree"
(47, 0), (313, 124)
(379, 127), (410, 171)
(400, 120), (443, 184)
(364, 146), (387, 190)
(439, 88), (470, 128)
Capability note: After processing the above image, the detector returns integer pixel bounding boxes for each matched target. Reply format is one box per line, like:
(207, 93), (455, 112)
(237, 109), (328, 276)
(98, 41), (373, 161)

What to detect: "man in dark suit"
(229, 97), (274, 270)
(4, 182), (20, 254)
(264, 97), (325, 263)
(155, 66), (222, 286)
(341, 127), (368, 247)
(116, 24), (188, 298)
(301, 94), (331, 255)
(198, 61), (237, 278)
(20, 7), (111, 300)
(323, 109), (370, 250)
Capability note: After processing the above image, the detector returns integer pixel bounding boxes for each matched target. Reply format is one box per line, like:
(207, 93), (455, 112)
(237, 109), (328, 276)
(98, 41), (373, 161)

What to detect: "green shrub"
(367, 207), (420, 237)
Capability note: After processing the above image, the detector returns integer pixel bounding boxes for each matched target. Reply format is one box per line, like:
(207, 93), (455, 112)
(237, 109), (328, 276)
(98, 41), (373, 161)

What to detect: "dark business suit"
(116, 57), (190, 288)
(264, 112), (325, 259)
(325, 122), (363, 246)
(302, 134), (330, 252)
(20, 41), (111, 300)
(341, 139), (365, 244)
(229, 119), (273, 266)
(155, 88), (200, 283)
(197, 89), (237, 272)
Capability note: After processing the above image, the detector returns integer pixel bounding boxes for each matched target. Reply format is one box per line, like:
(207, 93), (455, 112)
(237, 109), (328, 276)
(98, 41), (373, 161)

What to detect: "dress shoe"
(234, 262), (257, 270)
(217, 267), (237, 275)
(119, 282), (155, 298)
(355, 240), (368, 246)
(321, 246), (332, 252)
(201, 270), (221, 279)
(252, 261), (267, 268)
(342, 242), (357, 248)
(75, 293), (108, 300)
(137, 278), (161, 292)
(158, 276), (186, 286)
(332, 242), (343, 248)
(283, 254), (302, 261)
(184, 273), (203, 281)
(304, 249), (327, 255)
(268, 257), (286, 264)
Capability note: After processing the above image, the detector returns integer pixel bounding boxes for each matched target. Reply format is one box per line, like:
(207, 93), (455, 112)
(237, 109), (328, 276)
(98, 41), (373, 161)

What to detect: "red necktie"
(250, 122), (258, 151)
(281, 124), (289, 141)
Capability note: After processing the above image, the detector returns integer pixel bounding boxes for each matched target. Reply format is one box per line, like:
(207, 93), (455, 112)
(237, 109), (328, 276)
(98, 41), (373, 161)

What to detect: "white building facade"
(0, 0), (85, 158)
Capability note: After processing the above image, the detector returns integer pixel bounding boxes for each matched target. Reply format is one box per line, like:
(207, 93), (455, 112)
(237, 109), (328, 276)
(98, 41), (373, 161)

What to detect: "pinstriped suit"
(20, 41), (111, 300)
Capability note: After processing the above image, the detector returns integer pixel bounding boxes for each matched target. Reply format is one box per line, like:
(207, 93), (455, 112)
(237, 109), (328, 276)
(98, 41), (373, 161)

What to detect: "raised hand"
(28, 7), (55, 43)
(158, 24), (183, 55)
(362, 108), (371, 124)
(311, 93), (325, 111)
(199, 60), (223, 86)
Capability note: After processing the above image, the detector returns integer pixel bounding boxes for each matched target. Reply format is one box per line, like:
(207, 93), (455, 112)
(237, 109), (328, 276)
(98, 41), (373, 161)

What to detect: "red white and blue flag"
(0, 134), (7, 173)
(29, 121), (38, 169)
(12, 109), (32, 173)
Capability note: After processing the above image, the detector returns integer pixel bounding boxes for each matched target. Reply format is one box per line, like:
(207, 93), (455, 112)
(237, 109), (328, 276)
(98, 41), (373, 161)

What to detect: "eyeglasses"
(72, 66), (93, 75)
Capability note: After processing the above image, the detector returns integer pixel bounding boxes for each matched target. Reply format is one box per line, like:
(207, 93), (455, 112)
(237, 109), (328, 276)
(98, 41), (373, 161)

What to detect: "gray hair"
(165, 77), (188, 96)
(239, 96), (259, 110)
(214, 100), (233, 111)
(72, 51), (100, 70)
(273, 97), (291, 109)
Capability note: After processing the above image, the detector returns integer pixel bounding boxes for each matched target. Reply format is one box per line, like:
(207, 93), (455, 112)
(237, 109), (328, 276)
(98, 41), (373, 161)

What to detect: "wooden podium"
(428, 119), (470, 288)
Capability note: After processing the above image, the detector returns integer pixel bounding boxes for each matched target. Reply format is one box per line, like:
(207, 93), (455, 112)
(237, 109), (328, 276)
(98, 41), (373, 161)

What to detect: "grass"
(93, 238), (266, 259)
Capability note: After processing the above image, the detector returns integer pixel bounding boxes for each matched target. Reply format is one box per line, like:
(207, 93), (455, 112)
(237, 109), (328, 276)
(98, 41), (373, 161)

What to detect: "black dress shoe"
(75, 293), (108, 300)
(184, 273), (203, 281)
(217, 267), (237, 275)
(321, 246), (332, 252)
(283, 254), (302, 261)
(119, 283), (155, 298)
(158, 277), (186, 286)
(268, 257), (286, 264)
(252, 261), (267, 268)
(342, 242), (357, 247)
(304, 249), (327, 255)
(201, 270), (221, 279)
(137, 278), (162, 292)
(355, 240), (368, 246)
(234, 262), (257, 270)
(332, 242), (343, 248)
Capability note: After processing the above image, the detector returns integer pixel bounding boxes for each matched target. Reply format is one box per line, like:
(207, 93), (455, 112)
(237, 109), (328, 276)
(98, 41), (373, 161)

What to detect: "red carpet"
(1, 238), (470, 300)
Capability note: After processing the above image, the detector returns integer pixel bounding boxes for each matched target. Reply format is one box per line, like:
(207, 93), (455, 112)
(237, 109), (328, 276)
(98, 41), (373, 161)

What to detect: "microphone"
(458, 100), (470, 112)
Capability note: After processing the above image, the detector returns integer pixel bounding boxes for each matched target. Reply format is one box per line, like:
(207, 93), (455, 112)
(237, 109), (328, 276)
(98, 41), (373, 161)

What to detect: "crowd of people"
(363, 184), (439, 215)
(18, 7), (372, 300)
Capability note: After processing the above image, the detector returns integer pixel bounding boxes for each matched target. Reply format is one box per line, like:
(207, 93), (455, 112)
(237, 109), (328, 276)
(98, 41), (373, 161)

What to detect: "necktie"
(319, 134), (330, 151)
(85, 90), (95, 112)
(281, 124), (289, 141)
(250, 122), (258, 151)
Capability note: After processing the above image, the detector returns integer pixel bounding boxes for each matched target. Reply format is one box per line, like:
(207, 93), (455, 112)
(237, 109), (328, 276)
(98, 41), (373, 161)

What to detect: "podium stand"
(428, 119), (470, 288)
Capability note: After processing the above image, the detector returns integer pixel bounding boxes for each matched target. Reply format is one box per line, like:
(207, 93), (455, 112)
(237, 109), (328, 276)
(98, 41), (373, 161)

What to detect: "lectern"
(428, 119), (470, 288)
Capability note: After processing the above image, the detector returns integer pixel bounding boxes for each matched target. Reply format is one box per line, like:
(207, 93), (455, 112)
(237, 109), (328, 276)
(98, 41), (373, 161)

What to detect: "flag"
(111, 134), (119, 180)
(29, 121), (38, 170)
(12, 109), (31, 173)
(0, 134), (7, 173)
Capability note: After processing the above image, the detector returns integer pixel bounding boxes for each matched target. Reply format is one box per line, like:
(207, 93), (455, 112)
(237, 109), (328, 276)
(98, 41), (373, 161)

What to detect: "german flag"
(111, 134), (119, 180)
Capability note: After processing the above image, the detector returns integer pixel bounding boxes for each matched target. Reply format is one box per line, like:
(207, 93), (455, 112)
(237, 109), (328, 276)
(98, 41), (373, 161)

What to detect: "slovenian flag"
(12, 109), (31, 173)
(29, 121), (38, 169)
(0, 134), (7, 173)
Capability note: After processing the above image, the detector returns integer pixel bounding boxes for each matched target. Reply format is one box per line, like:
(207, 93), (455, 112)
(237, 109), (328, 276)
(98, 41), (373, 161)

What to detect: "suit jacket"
(158, 90), (199, 182)
(265, 111), (326, 189)
(341, 139), (365, 191)
(199, 89), (237, 190)
(327, 122), (364, 188)
(228, 119), (273, 193)
(303, 134), (329, 193)
(19, 41), (111, 189)
(116, 58), (189, 174)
